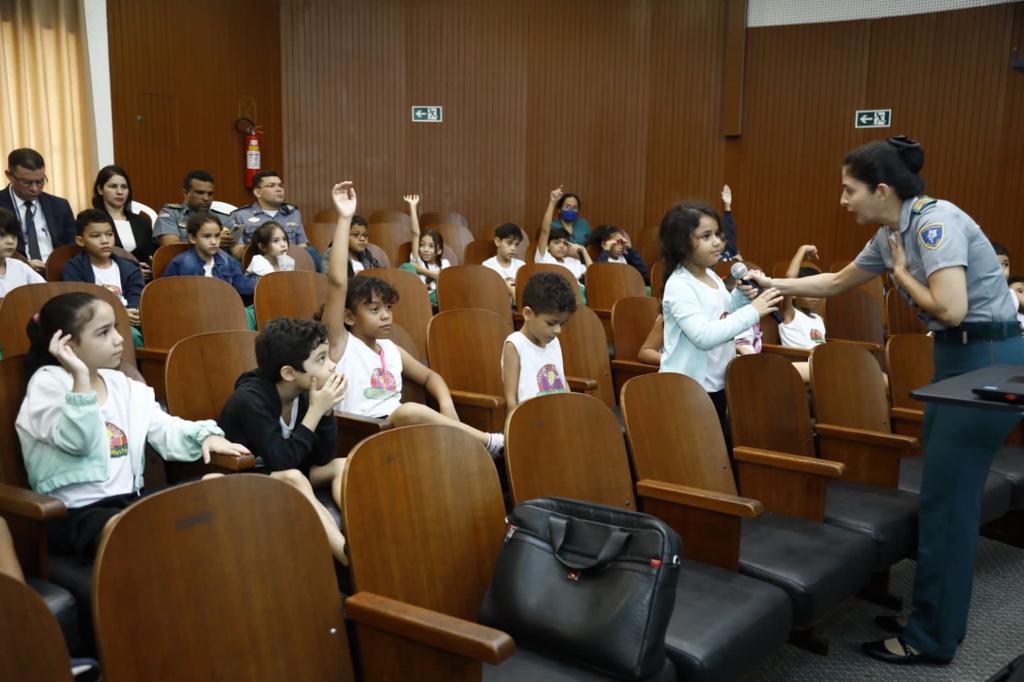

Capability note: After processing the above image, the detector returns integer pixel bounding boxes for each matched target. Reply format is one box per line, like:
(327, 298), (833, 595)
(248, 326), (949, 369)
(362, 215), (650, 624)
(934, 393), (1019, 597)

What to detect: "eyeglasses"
(9, 174), (47, 189)
(350, 232), (369, 240)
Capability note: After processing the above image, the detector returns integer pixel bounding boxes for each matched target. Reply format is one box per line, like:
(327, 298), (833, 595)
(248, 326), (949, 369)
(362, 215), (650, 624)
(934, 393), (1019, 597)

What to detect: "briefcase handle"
(547, 517), (631, 571)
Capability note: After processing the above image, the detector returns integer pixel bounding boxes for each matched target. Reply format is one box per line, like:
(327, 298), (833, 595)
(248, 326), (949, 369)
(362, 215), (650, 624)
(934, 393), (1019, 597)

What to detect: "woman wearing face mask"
(748, 135), (1023, 666)
(551, 192), (590, 247)
(92, 165), (154, 279)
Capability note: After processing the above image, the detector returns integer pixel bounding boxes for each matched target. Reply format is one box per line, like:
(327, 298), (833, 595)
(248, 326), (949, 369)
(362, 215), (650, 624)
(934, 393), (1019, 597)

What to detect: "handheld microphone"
(730, 262), (783, 324)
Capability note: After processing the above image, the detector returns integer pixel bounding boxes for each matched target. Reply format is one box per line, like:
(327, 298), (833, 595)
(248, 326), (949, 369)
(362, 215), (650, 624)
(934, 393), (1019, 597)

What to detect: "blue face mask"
(560, 209), (579, 222)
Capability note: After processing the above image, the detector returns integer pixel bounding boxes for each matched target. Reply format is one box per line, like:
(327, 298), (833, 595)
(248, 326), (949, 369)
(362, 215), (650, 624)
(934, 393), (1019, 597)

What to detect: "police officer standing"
(152, 170), (234, 248)
(750, 136), (1023, 666)
(228, 170), (318, 268)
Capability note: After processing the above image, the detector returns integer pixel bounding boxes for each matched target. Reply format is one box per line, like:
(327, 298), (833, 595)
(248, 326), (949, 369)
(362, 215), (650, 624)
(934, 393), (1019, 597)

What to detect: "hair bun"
(887, 135), (924, 174)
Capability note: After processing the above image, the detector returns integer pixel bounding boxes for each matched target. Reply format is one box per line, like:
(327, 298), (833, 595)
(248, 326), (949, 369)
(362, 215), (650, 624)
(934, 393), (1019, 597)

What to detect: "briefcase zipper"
(504, 523), (679, 569)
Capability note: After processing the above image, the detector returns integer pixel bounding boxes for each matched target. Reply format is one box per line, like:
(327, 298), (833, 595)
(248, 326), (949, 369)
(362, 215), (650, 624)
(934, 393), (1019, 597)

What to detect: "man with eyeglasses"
(228, 170), (320, 269)
(0, 148), (76, 273)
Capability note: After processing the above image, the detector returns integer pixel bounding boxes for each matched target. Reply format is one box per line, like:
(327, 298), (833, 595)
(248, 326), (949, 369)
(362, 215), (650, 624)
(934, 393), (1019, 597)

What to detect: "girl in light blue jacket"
(15, 291), (250, 559)
(658, 202), (781, 441)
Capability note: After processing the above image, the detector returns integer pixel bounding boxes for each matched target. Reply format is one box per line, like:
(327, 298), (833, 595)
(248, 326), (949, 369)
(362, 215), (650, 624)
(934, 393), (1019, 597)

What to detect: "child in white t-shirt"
(536, 186), (592, 282)
(482, 223), (526, 299)
(501, 271), (577, 406)
(245, 221), (295, 277)
(399, 194), (450, 305)
(1009, 277), (1024, 331)
(0, 208), (44, 302)
(777, 244), (826, 382)
(321, 182), (505, 457)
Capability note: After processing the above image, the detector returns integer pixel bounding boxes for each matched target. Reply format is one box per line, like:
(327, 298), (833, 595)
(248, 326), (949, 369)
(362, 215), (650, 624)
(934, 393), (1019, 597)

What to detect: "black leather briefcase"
(479, 497), (682, 679)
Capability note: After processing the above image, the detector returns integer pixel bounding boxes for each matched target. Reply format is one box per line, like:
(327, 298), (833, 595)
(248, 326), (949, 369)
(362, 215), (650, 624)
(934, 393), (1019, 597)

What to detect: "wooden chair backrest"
(462, 239), (496, 266)
(344, 425), (505, 621)
(151, 242), (190, 279)
(621, 373), (738, 496)
(389, 323), (427, 404)
(287, 244), (316, 271)
(365, 242), (391, 268)
(253, 271), (328, 329)
(584, 262), (646, 311)
(436, 265), (513, 327)
(514, 263), (582, 311)
(44, 244), (83, 282)
(559, 305), (614, 406)
(0, 282), (136, 364)
(886, 334), (933, 411)
(640, 241), (662, 267)
(611, 296), (660, 362)
(313, 208), (338, 223)
(809, 342), (892, 431)
(359, 268), (433, 359)
(885, 288), (926, 335)
(430, 223), (474, 266)
(759, 313), (781, 344)
(727, 353), (815, 456)
(139, 277), (247, 350)
(505, 392), (636, 510)
(421, 211), (469, 230)
(307, 222), (335, 255)
(650, 260), (666, 299)
(368, 209), (410, 226)
(368, 222), (411, 266)
(824, 285), (885, 346)
(94, 475), (353, 682)
(165, 331), (258, 421)
(0, 573), (73, 681)
(427, 309), (509, 397)
(0, 355), (30, 490)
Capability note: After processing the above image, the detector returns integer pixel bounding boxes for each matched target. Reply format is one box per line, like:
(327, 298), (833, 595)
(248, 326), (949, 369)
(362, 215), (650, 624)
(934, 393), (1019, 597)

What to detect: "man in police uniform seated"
(152, 169), (234, 248)
(229, 170), (320, 270)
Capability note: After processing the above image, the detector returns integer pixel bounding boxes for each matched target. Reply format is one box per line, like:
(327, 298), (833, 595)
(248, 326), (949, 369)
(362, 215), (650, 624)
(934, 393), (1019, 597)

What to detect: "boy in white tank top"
(501, 271), (578, 406)
(322, 182), (505, 456)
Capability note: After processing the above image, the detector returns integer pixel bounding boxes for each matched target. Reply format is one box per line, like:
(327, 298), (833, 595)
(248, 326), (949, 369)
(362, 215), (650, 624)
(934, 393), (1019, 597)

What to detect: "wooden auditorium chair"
(0, 572), (79, 682)
(368, 209), (410, 225)
(358, 267), (433, 360)
(610, 296), (660, 393)
(884, 288), (927, 335)
(150, 243), (190, 279)
(503, 392), (792, 679)
(621, 374), (878, 654)
(93, 474), (498, 681)
(437, 265), (514, 327)
(811, 341), (1012, 525)
(420, 210), (469, 230)
(583, 262), (646, 339)
(367, 222), (409, 267)
(557, 304), (610, 405)
(462, 239), (497, 266)
(253, 271), (328, 329)
(430, 223), (475, 265)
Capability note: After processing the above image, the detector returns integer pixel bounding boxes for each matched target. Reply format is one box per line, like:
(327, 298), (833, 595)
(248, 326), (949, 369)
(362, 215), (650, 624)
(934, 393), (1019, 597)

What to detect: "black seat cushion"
(485, 645), (676, 681)
(900, 457), (1012, 523)
(313, 486), (344, 530)
(825, 480), (919, 570)
(991, 446), (1024, 510)
(48, 554), (95, 656)
(663, 559), (791, 682)
(739, 512), (876, 628)
(26, 576), (79, 654)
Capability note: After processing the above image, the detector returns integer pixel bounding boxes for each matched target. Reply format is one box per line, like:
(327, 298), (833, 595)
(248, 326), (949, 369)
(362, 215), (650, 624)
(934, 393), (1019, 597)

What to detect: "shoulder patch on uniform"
(281, 203), (295, 213)
(157, 211), (172, 218)
(918, 223), (944, 250)
(161, 203), (184, 210)
(911, 197), (937, 214)
(248, 216), (260, 223)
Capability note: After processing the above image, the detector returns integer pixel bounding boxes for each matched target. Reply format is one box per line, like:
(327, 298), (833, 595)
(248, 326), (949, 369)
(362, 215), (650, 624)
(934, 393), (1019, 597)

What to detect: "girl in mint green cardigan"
(15, 292), (249, 558)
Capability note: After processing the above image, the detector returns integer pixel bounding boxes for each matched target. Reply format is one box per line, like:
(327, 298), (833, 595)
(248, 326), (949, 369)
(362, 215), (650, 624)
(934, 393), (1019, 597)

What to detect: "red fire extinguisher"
(236, 118), (265, 189)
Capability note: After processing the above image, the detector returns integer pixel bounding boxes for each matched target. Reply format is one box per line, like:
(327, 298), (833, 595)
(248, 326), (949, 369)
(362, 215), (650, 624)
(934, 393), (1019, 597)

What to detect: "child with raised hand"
(62, 209), (145, 347)
(218, 317), (350, 564)
(537, 186), (592, 282)
(163, 212), (256, 299)
(778, 244), (827, 350)
(244, 221), (295, 277)
(482, 223), (526, 298)
(322, 182), (505, 457)
(501, 272), (576, 407)
(399, 193), (450, 304)
(0, 207), (44, 302)
(659, 201), (782, 440)
(590, 224), (649, 280)
(15, 292), (250, 560)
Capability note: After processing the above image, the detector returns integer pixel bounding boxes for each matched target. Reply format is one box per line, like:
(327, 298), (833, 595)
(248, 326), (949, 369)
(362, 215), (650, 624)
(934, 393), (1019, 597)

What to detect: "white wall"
(80, 0), (113, 168)
(748, 0), (1016, 27)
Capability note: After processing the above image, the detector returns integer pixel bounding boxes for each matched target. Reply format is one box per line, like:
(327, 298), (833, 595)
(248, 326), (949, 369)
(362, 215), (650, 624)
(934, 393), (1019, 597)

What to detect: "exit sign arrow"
(411, 106), (443, 123)
(855, 109), (892, 129)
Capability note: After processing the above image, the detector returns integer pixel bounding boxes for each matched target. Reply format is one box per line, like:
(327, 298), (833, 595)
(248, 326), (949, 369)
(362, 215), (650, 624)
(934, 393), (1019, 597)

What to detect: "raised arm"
(404, 194), (422, 265)
(324, 182), (357, 359)
(536, 186), (563, 259)
(780, 244), (817, 322)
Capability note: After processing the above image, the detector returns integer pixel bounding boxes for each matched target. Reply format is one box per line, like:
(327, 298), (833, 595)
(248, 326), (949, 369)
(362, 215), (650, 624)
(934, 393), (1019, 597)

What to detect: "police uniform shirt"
(853, 196), (1017, 331)
(152, 203), (233, 243)
(229, 202), (307, 245)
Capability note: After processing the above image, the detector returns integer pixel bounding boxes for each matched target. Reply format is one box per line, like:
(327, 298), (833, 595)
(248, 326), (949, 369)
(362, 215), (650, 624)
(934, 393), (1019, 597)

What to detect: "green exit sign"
(411, 106), (443, 123)
(855, 109), (892, 128)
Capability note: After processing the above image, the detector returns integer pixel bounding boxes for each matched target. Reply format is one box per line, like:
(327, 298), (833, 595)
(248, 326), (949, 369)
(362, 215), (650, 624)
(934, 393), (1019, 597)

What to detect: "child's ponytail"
(25, 292), (101, 376)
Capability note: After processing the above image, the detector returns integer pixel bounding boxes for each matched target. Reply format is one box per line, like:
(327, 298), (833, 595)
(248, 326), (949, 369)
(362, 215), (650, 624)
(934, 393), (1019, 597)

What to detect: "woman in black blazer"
(92, 165), (154, 278)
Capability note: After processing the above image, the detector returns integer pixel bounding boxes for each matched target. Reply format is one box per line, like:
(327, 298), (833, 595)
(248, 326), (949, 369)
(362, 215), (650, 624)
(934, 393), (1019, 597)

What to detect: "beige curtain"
(0, 0), (94, 211)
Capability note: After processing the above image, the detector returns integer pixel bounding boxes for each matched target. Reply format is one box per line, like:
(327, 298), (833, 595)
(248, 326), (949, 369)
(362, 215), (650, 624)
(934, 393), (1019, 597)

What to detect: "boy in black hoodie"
(218, 316), (349, 563)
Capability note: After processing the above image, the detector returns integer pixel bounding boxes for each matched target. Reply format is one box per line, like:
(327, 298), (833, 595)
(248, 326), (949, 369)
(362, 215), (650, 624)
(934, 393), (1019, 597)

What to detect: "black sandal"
(862, 637), (953, 665)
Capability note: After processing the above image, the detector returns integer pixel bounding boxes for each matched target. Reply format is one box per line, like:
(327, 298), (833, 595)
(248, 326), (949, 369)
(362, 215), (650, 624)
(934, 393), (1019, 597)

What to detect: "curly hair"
(256, 317), (329, 381)
(522, 271), (577, 315)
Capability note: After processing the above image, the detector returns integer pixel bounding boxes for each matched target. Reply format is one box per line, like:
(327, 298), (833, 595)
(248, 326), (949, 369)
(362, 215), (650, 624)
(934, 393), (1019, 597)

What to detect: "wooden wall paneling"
(720, 0), (748, 137)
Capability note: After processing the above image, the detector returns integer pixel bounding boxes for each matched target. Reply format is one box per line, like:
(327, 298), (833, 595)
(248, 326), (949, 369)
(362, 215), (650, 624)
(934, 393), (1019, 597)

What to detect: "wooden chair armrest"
(732, 446), (845, 478)
(611, 358), (659, 373)
(814, 423), (919, 452)
(566, 376), (599, 393)
(208, 451), (257, 471)
(761, 343), (811, 360)
(593, 308), (611, 320)
(337, 413), (392, 430)
(0, 482), (66, 521)
(890, 407), (924, 423)
(346, 591), (515, 665)
(449, 390), (506, 410)
(135, 346), (168, 361)
(828, 339), (883, 353)
(636, 479), (762, 518)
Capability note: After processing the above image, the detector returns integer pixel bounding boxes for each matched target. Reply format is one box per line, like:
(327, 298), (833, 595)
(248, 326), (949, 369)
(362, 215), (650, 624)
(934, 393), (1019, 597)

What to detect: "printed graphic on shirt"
(918, 223), (944, 250)
(536, 364), (567, 395)
(810, 328), (825, 343)
(365, 367), (399, 399)
(100, 284), (123, 298)
(107, 423), (128, 458)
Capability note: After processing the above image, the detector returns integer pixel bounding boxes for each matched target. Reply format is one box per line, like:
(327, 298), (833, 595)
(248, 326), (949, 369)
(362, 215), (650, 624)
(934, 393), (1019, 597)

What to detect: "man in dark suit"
(1, 148), (76, 273)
